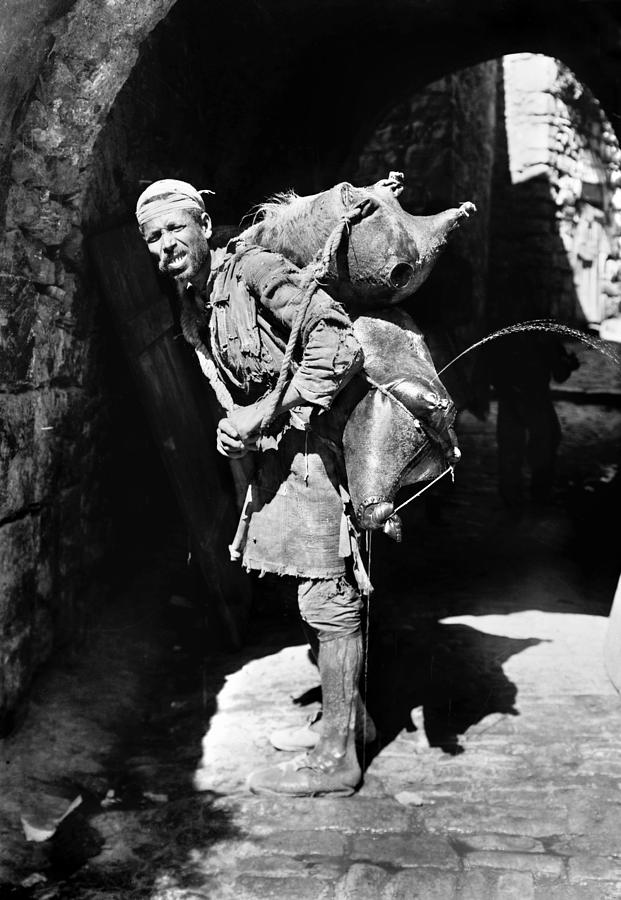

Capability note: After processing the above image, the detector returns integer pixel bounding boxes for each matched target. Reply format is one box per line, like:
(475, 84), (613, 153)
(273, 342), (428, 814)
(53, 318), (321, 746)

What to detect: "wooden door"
(89, 223), (251, 649)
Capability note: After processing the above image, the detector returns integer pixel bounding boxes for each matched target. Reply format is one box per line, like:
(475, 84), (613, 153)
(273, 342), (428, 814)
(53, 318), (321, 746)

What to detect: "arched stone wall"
(0, 0), (176, 729)
(350, 61), (498, 408)
(2, 0), (621, 728)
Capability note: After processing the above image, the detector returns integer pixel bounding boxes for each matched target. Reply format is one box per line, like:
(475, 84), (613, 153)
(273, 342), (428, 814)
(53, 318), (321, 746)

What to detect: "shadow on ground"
(364, 620), (542, 758)
(0, 567), (306, 899)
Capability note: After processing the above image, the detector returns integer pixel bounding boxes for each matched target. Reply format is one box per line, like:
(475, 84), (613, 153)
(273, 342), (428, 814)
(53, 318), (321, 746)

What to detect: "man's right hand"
(216, 417), (257, 459)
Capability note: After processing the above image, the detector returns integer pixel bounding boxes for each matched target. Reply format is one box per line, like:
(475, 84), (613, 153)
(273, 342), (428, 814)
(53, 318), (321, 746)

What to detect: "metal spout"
(424, 201), (477, 246)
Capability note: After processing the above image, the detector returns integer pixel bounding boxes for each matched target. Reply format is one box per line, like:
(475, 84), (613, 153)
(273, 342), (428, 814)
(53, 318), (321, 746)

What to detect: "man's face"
(142, 209), (212, 285)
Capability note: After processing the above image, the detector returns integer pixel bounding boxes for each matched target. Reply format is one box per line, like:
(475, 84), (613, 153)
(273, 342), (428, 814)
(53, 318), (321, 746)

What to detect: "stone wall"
(353, 62), (498, 406)
(489, 53), (621, 328)
(0, 0), (176, 730)
(355, 62), (497, 321)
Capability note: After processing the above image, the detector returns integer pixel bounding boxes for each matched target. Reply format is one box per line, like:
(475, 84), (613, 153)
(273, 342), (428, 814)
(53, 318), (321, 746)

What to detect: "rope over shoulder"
(259, 202), (373, 432)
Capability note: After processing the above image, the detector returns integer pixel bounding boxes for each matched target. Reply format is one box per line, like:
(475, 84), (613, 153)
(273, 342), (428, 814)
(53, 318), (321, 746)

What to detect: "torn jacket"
(198, 241), (365, 581)
(203, 241), (364, 411)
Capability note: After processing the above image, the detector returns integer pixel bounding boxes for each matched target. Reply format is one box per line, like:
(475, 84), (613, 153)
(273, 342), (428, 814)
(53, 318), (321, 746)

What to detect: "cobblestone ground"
(1, 354), (620, 899)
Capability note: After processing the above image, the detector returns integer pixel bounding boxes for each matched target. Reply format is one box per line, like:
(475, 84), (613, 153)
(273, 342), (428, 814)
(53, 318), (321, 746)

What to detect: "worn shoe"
(269, 710), (377, 752)
(247, 753), (361, 798)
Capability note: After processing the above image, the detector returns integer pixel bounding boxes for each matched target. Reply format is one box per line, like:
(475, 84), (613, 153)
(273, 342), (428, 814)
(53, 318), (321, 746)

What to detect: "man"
(484, 333), (579, 509)
(136, 179), (378, 797)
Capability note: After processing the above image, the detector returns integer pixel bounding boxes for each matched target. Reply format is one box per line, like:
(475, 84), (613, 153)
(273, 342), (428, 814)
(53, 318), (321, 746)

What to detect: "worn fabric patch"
(291, 321), (364, 410)
(242, 427), (349, 578)
(204, 243), (361, 406)
(297, 574), (362, 641)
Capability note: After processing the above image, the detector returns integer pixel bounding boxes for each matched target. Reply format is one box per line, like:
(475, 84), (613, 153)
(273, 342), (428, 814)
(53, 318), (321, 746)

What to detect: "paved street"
(1, 355), (620, 899)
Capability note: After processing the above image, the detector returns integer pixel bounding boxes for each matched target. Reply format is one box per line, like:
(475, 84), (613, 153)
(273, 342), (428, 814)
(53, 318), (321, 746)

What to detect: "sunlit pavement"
(186, 612), (621, 900)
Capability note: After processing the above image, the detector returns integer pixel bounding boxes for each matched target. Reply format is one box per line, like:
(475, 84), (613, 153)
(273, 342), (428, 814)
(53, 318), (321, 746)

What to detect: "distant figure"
(484, 334), (580, 508)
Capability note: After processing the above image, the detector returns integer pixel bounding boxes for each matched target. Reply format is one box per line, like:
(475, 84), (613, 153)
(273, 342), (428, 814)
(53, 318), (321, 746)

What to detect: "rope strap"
(259, 203), (372, 432)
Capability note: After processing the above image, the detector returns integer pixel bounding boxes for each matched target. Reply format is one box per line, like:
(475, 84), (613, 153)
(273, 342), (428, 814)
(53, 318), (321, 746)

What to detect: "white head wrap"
(135, 179), (214, 227)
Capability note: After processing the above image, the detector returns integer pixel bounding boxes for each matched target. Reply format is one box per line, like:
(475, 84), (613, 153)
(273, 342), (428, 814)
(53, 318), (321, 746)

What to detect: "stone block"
(0, 388), (88, 519)
(28, 293), (89, 386)
(335, 863), (389, 900)
(459, 869), (494, 900)
(516, 92), (557, 118)
(425, 803), (567, 837)
(235, 855), (307, 876)
(369, 755), (425, 777)
(0, 393), (103, 726)
(463, 851), (563, 878)
(602, 886), (621, 900)
(308, 863), (347, 882)
(5, 184), (74, 246)
(459, 834), (545, 853)
(10, 143), (50, 187)
(0, 274), (37, 386)
(350, 833), (459, 869)
(382, 869), (457, 900)
(15, 237), (57, 285)
(48, 156), (82, 197)
(504, 54), (558, 93)
(231, 797), (415, 836)
(495, 872), (535, 900)
(0, 517), (41, 725)
(568, 856), (621, 883)
(0, 517), (39, 631)
(234, 875), (334, 899)
(260, 830), (347, 857)
(534, 885), (613, 900)
(550, 832), (621, 857)
(35, 312), (88, 395)
(512, 149), (551, 175)
(150, 876), (224, 899)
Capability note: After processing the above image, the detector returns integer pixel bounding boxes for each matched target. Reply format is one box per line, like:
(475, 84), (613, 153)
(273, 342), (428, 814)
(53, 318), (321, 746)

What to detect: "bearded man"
(136, 179), (379, 797)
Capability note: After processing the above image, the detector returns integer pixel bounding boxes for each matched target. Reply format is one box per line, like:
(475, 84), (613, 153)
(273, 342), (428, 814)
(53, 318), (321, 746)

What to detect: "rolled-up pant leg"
(297, 574), (362, 643)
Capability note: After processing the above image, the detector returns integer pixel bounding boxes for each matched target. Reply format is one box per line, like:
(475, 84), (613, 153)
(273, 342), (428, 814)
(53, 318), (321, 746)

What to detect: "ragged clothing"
(297, 574), (362, 642)
(201, 240), (363, 409)
(191, 240), (365, 581)
(241, 426), (350, 579)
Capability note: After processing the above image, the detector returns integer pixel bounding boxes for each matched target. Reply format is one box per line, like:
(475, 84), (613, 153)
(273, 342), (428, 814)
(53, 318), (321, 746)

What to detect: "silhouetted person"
(484, 333), (579, 508)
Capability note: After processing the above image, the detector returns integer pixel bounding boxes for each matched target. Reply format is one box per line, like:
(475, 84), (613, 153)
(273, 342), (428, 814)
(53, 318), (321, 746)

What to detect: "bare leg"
(269, 623), (376, 751)
(250, 574), (366, 795)
(249, 633), (363, 795)
(309, 633), (362, 773)
(303, 616), (372, 717)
